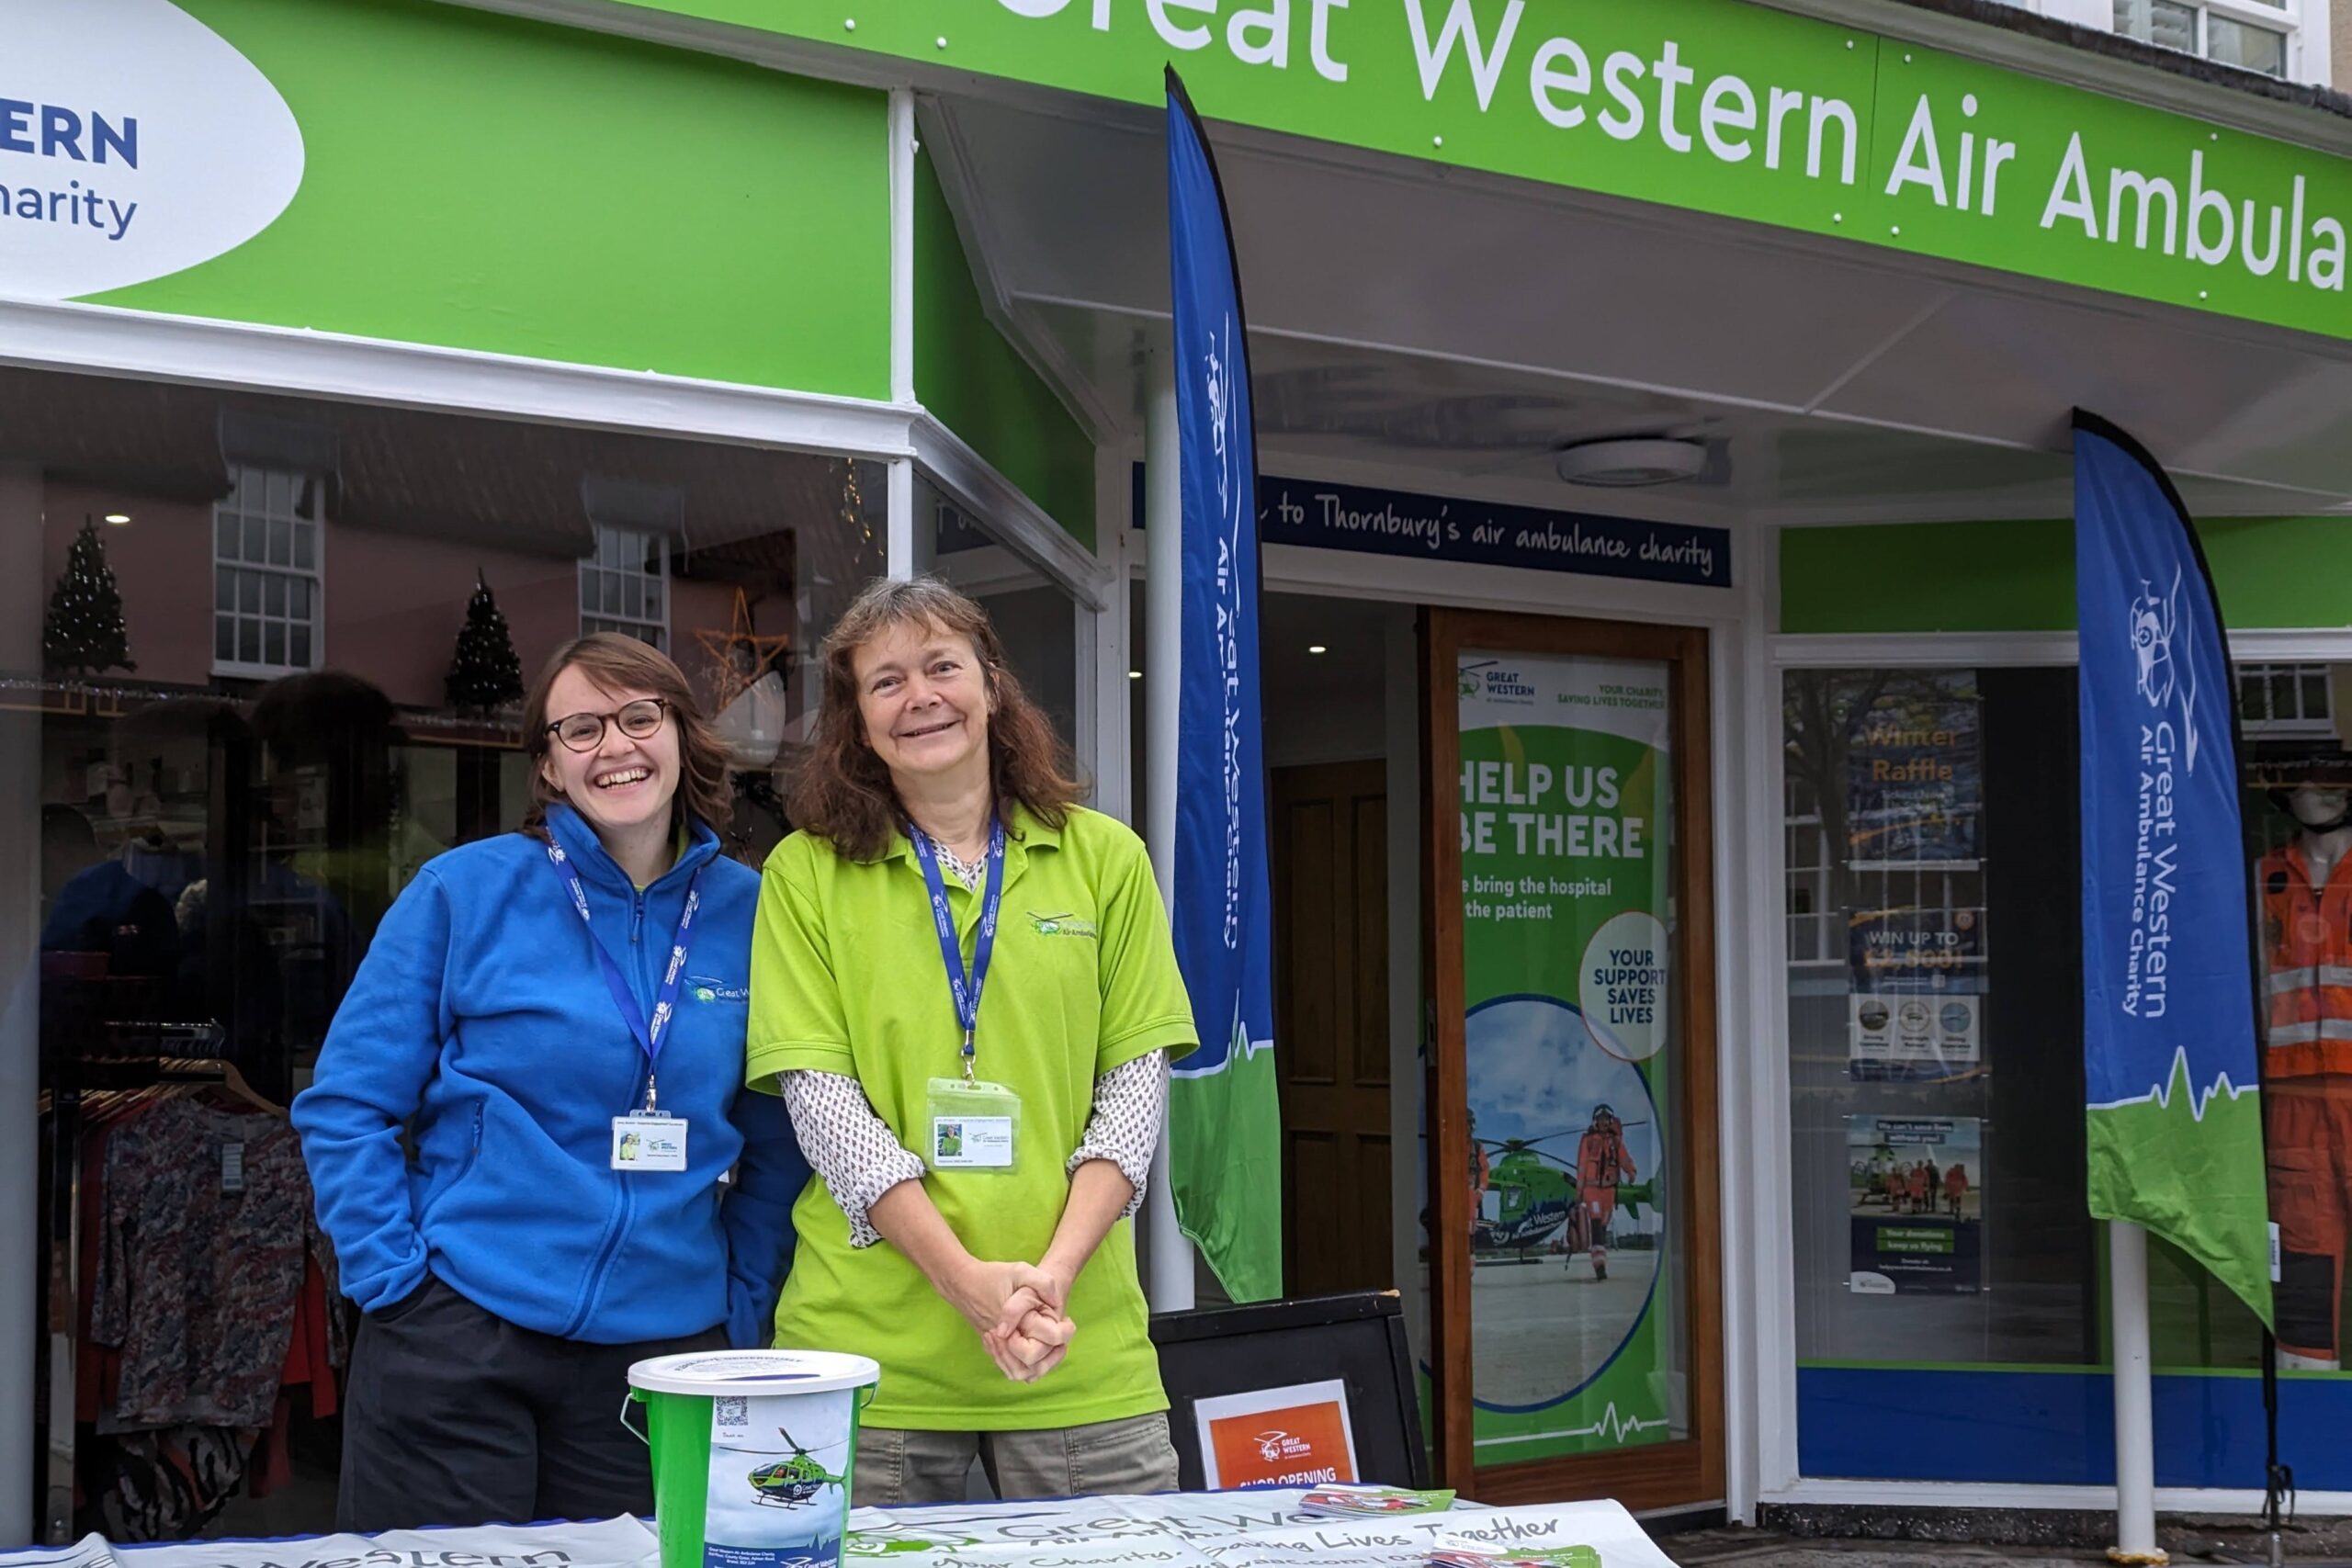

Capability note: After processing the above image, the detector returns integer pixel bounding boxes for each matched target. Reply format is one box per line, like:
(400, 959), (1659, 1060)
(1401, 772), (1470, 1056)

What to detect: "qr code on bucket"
(717, 1397), (747, 1427)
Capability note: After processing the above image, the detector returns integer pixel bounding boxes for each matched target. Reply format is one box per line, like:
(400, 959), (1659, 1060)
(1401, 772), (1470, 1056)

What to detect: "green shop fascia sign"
(622, 0), (2352, 340)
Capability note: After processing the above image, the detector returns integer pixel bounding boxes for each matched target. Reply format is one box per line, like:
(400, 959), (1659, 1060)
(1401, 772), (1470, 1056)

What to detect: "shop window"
(1787, 660), (2352, 1491)
(2114, 0), (2292, 76)
(212, 466), (324, 678)
(579, 522), (669, 649)
(1785, 667), (2098, 1481)
(12, 364), (886, 1543)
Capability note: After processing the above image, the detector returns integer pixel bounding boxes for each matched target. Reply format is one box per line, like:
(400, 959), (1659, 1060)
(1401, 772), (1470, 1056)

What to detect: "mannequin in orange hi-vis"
(2259, 766), (2352, 1370)
(1576, 1105), (1636, 1281)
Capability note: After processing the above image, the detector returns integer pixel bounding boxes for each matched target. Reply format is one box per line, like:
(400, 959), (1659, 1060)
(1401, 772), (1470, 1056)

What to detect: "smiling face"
(537, 664), (682, 839)
(851, 618), (993, 791)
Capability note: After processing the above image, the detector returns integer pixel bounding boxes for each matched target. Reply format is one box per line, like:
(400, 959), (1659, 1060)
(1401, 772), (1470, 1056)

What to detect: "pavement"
(1660, 1517), (2352, 1568)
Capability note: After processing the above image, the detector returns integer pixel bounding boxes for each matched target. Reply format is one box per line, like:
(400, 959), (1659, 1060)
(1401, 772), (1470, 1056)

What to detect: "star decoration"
(695, 588), (792, 710)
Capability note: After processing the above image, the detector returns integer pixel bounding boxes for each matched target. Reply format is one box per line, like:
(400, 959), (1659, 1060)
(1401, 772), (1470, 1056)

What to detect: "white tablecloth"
(2, 1489), (1679, 1568)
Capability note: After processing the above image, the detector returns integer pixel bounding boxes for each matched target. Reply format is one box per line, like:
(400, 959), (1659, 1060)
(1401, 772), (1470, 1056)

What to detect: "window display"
(1790, 660), (2352, 1487)
(8, 366), (886, 1540)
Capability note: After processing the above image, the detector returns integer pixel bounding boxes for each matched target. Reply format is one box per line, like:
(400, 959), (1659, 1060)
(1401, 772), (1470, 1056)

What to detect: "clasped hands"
(948, 1258), (1077, 1383)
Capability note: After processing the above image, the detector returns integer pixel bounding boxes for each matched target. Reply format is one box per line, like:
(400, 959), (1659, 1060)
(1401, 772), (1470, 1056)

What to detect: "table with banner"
(3, 1490), (1681, 1568)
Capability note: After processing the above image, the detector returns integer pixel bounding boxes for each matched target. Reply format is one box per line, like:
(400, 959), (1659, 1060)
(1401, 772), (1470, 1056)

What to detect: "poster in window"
(1847, 1115), (1984, 1294)
(1844, 673), (1982, 865)
(1848, 905), (1984, 1081)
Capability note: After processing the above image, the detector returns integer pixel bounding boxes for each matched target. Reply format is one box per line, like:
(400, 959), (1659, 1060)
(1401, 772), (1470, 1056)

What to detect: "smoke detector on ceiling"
(1555, 436), (1708, 488)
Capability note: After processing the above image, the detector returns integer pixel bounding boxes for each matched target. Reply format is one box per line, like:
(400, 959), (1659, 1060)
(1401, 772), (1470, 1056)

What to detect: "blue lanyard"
(543, 841), (705, 1111)
(907, 818), (1006, 1081)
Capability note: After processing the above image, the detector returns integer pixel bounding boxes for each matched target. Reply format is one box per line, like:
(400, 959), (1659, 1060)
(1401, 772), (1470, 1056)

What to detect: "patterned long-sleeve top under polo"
(780, 1051), (1165, 1247)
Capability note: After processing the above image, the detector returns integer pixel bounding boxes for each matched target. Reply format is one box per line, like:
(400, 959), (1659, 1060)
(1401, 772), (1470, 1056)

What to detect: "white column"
(887, 457), (917, 582)
(1142, 350), (1193, 1313)
(0, 465), (43, 1544)
(2109, 1220), (2168, 1565)
(888, 89), (917, 408)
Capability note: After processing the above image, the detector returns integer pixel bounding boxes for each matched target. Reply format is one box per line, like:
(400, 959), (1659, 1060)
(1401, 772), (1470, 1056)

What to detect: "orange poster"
(1194, 1379), (1360, 1489)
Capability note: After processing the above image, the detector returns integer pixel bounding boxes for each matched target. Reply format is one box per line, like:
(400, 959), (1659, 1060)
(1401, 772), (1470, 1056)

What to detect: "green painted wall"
(912, 151), (1097, 548)
(615, 0), (2352, 344)
(1781, 517), (2352, 634)
(100, 0), (890, 398)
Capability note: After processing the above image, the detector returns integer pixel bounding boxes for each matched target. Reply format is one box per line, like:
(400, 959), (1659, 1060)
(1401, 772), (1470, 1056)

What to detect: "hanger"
(159, 1057), (282, 1116)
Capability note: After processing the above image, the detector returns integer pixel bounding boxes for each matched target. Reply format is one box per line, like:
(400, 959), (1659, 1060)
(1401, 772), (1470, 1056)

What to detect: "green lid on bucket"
(628, 1348), (879, 1399)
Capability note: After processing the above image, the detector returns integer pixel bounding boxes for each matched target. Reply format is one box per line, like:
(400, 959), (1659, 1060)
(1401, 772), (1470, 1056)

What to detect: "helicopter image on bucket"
(747, 1428), (845, 1509)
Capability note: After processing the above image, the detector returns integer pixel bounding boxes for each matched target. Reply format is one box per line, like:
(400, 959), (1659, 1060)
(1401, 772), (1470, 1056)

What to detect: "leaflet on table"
(1846, 1114), (1985, 1295)
(842, 1495), (1677, 1568)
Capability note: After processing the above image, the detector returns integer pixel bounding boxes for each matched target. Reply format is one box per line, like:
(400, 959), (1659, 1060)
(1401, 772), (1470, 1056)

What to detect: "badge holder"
(613, 1077), (690, 1173)
(926, 1076), (1022, 1171)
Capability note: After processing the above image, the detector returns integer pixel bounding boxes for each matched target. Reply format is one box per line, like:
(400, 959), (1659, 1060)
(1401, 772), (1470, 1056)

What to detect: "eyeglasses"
(548, 698), (669, 753)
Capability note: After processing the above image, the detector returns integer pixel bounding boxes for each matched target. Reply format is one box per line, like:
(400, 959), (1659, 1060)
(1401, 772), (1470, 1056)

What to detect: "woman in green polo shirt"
(748, 575), (1198, 1505)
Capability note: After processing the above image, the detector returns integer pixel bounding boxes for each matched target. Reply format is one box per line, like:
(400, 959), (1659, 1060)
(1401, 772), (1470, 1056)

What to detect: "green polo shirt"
(747, 804), (1198, 1430)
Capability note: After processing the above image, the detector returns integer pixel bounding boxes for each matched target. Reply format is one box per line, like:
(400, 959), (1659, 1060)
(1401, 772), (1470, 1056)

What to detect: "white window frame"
(2239, 659), (2337, 737)
(2114, 0), (2303, 80)
(211, 464), (326, 681)
(578, 522), (671, 650)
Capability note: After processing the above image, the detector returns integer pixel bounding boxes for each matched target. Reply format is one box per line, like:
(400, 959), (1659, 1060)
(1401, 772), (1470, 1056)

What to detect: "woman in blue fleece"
(292, 634), (808, 1531)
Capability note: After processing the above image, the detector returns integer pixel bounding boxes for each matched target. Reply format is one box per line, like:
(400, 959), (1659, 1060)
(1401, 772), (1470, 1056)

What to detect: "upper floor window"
(213, 465), (323, 678)
(2115, 0), (2294, 77)
(580, 524), (668, 649)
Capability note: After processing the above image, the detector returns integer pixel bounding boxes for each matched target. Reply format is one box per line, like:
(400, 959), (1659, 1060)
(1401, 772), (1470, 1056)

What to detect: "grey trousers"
(852, 1413), (1180, 1505)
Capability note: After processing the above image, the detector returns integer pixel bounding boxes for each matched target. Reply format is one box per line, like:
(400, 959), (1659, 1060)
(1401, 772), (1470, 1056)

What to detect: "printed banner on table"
(1847, 1115), (1984, 1295)
(2075, 412), (2272, 1329)
(839, 1490), (1684, 1568)
(1432, 651), (1679, 1462)
(0, 1495), (1687, 1568)
(1194, 1379), (1360, 1489)
(1164, 68), (1282, 1304)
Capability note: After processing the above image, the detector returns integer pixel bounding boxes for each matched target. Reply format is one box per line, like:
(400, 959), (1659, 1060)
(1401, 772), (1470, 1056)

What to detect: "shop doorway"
(1261, 594), (1405, 1303)
(1421, 609), (1724, 1509)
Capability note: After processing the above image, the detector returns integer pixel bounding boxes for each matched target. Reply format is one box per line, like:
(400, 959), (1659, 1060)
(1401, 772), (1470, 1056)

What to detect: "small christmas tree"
(445, 573), (524, 713)
(44, 517), (135, 675)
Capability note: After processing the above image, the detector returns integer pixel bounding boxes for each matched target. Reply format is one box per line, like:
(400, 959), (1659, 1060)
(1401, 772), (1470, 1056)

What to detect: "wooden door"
(1271, 760), (1394, 1299)
(1421, 609), (1724, 1509)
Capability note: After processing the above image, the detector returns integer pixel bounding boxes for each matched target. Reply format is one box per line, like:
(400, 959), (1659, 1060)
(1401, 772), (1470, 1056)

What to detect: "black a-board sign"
(1149, 1290), (1429, 1491)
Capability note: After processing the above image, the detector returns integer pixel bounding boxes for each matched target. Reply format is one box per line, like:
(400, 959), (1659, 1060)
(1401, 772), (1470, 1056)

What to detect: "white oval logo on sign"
(0, 0), (303, 300)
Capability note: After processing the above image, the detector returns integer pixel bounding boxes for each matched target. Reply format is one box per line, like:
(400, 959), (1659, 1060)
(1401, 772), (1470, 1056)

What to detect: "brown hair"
(522, 633), (732, 840)
(787, 576), (1081, 861)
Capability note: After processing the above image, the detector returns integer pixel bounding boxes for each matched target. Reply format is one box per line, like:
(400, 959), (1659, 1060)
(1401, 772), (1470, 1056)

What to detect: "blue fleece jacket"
(291, 804), (808, 1347)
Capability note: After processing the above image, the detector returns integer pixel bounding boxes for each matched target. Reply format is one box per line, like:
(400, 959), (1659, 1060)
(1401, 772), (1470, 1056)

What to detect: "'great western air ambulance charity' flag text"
(1166, 68), (1282, 1303)
(2075, 410), (2272, 1327)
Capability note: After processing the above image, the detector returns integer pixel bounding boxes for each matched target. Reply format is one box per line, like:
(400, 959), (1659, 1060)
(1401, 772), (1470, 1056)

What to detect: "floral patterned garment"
(91, 1096), (332, 1431)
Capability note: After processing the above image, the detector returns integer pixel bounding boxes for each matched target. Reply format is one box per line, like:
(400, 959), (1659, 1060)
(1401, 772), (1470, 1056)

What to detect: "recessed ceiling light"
(103, 513), (130, 525)
(1555, 436), (1708, 488)
(1307, 645), (1328, 655)
(1128, 670), (1142, 680)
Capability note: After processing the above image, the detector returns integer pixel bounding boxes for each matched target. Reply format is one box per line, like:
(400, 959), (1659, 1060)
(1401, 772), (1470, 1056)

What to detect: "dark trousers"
(338, 1274), (724, 1531)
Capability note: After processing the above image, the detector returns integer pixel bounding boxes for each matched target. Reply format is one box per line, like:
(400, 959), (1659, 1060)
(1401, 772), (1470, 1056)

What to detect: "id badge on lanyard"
(542, 843), (700, 1175)
(910, 819), (1022, 1174)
